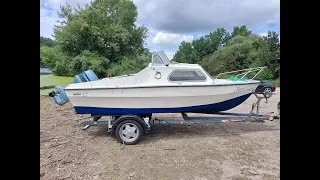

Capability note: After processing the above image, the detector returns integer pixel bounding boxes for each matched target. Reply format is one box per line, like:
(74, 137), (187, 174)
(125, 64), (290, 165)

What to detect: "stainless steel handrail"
(215, 66), (266, 80)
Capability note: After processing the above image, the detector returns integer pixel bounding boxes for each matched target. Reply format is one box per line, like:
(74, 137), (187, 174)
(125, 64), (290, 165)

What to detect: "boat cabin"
(132, 51), (215, 86)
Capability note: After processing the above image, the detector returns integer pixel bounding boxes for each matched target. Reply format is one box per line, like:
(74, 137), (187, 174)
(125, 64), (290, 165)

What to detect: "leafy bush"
(40, 46), (72, 76)
(257, 68), (274, 80)
(70, 50), (110, 78)
(107, 54), (150, 76)
(173, 27), (280, 80)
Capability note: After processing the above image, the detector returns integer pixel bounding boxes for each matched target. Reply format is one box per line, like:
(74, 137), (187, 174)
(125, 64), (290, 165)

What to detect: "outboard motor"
(49, 86), (69, 106)
(73, 70), (98, 83)
(49, 70), (99, 106)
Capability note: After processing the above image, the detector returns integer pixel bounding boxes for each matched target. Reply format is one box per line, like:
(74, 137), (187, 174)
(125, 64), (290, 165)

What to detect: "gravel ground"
(40, 89), (280, 180)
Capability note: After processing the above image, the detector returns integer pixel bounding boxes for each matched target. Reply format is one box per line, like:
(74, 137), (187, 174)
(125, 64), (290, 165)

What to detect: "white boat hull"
(65, 83), (259, 115)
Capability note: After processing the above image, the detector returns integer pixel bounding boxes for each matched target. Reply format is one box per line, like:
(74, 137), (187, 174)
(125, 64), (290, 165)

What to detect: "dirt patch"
(40, 90), (280, 180)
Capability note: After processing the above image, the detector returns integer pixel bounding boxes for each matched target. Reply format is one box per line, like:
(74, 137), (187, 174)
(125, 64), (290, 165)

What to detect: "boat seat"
(228, 76), (249, 82)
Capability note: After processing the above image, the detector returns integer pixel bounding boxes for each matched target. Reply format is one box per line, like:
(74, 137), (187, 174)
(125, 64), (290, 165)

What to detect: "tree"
(69, 50), (110, 77)
(172, 41), (197, 63)
(264, 31), (280, 54)
(204, 28), (230, 49)
(40, 57), (43, 67)
(107, 52), (151, 76)
(40, 36), (56, 67)
(40, 45), (72, 76)
(231, 25), (251, 38)
(173, 25), (280, 80)
(262, 31), (280, 78)
(53, 0), (147, 62)
(205, 34), (272, 76)
(41, 0), (149, 77)
(172, 28), (230, 63)
(191, 37), (208, 58)
(40, 36), (55, 47)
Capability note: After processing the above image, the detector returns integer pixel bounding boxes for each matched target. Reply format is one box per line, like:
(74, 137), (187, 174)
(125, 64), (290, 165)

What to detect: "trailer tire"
(263, 88), (272, 98)
(115, 120), (143, 145)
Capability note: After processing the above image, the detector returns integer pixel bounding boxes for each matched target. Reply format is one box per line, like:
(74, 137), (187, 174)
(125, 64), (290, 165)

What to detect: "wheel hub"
(119, 123), (139, 142)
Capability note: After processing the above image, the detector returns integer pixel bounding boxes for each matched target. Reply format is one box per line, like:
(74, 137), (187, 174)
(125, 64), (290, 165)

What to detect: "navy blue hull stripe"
(73, 93), (252, 115)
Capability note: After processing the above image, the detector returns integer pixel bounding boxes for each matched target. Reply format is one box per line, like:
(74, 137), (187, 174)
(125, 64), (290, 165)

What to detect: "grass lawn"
(40, 75), (74, 95)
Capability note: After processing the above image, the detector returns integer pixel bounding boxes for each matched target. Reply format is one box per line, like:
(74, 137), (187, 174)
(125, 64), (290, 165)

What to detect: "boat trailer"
(75, 92), (279, 145)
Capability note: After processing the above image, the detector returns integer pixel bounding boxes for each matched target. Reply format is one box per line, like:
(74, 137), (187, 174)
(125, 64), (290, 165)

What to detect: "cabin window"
(168, 70), (207, 82)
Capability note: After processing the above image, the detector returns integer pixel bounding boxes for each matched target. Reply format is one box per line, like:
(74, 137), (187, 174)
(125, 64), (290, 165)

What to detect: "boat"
(49, 51), (265, 116)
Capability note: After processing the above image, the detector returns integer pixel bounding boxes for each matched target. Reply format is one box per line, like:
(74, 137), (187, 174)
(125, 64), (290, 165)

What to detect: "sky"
(40, 0), (280, 59)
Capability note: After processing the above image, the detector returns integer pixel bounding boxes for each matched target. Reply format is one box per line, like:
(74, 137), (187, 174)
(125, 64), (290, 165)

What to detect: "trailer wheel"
(115, 120), (143, 145)
(263, 88), (272, 98)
